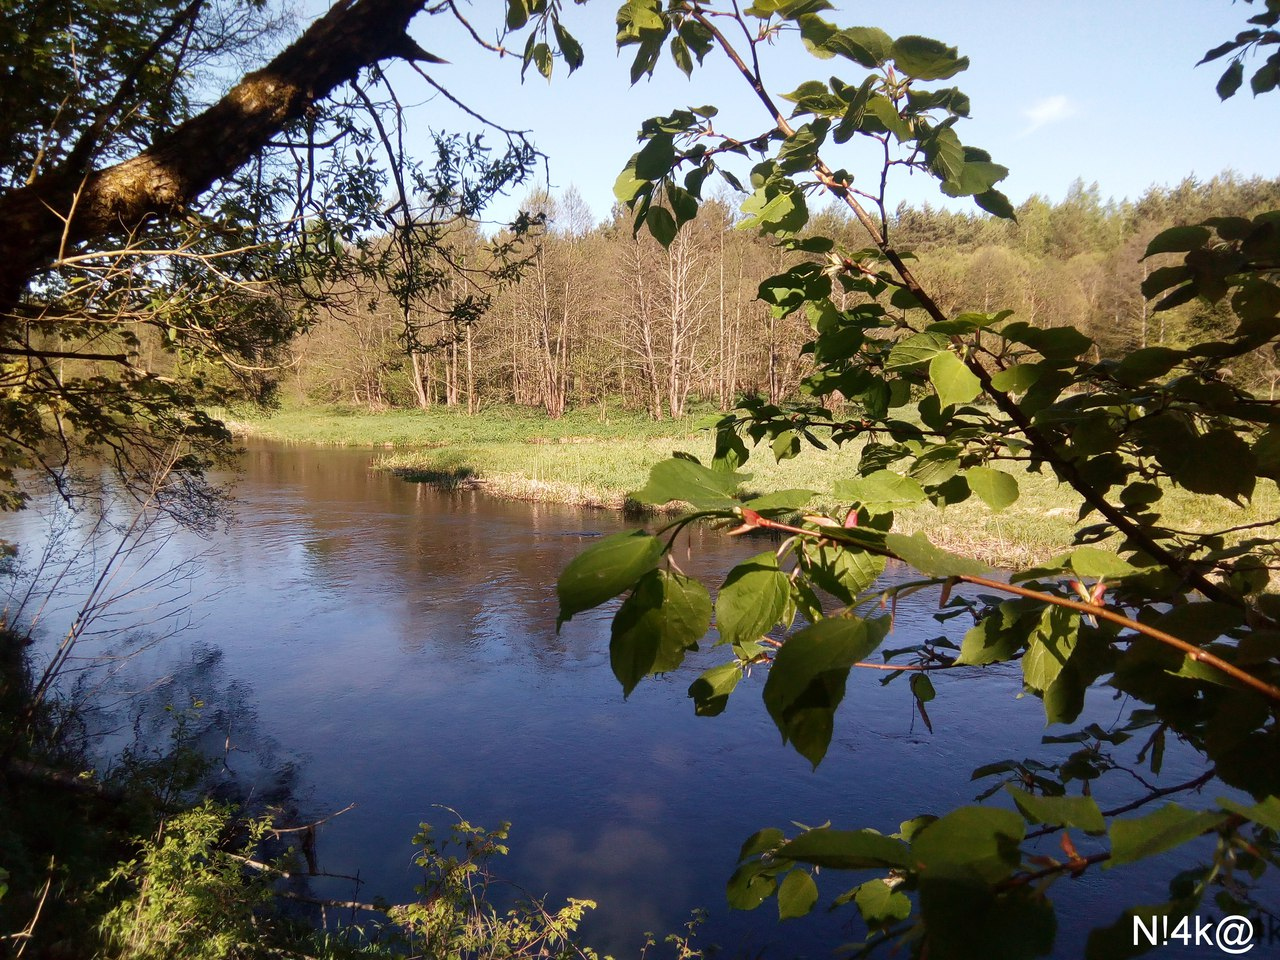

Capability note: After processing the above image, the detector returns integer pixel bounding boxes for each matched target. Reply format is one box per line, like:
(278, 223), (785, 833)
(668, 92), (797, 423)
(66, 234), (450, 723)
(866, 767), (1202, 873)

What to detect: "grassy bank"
(226, 403), (1279, 567)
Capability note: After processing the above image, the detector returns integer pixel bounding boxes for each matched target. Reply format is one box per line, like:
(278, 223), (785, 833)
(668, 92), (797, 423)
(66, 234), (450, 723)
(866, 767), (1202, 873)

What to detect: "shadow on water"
(394, 465), (481, 490)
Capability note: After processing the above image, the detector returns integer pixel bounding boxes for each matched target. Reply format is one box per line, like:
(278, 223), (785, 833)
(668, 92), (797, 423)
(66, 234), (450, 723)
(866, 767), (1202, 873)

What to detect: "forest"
(284, 175), (1280, 417)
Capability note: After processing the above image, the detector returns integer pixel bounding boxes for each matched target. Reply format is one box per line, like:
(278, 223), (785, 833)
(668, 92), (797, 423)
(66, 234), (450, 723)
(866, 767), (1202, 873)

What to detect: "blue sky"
(322, 1), (1279, 227)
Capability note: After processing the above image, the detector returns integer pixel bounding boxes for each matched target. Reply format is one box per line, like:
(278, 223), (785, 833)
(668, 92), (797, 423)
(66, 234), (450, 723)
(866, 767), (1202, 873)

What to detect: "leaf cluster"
(556, 2), (1280, 954)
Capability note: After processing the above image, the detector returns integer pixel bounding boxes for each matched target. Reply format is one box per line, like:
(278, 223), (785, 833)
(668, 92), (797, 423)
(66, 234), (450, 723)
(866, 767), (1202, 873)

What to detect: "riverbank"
(224, 403), (1275, 568)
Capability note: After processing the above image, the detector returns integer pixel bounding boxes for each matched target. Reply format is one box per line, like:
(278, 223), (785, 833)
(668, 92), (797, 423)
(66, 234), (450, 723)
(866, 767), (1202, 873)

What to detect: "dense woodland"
(283, 174), (1280, 417)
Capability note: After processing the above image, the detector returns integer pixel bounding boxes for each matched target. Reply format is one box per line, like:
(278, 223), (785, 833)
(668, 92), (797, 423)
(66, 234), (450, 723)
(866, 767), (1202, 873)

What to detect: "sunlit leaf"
(779, 827), (910, 869)
(911, 806), (1025, 884)
(965, 466), (1019, 511)
(929, 351), (981, 408)
(1108, 804), (1227, 867)
(717, 551), (790, 648)
(777, 869), (819, 920)
(1006, 786), (1105, 834)
(1022, 605), (1079, 694)
(688, 662), (742, 716)
(836, 470), (925, 511)
(633, 457), (746, 508)
(884, 532), (990, 577)
(557, 531), (663, 627)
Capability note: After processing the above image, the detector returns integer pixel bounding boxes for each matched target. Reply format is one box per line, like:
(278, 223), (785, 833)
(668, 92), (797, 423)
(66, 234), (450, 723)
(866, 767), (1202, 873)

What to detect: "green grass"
(227, 402), (1280, 567)
(222, 402), (709, 447)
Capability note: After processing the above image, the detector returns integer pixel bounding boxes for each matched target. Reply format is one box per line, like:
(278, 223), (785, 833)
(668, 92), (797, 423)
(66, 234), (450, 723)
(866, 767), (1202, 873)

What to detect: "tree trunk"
(0, 0), (435, 316)
(409, 350), (430, 410)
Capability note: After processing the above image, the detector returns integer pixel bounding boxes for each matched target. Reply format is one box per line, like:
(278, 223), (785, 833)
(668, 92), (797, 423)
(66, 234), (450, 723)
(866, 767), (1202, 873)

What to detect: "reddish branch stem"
(741, 511), (1280, 703)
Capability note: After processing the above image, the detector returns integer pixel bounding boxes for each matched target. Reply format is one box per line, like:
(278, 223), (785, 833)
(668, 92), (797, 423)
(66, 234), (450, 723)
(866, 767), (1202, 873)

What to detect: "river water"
(0, 441), (1235, 957)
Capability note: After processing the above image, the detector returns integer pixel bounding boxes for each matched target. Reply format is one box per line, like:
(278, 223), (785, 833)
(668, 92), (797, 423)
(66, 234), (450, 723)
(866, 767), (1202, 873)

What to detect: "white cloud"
(1020, 95), (1080, 136)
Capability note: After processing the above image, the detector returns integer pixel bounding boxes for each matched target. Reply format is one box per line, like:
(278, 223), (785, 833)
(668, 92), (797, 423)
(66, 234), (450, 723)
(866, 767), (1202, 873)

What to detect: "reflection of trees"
(210, 443), (764, 673)
(108, 642), (305, 812)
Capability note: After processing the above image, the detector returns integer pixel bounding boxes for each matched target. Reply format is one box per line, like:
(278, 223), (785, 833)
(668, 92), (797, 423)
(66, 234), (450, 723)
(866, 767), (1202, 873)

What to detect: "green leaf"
(779, 828), (910, 869)
(891, 35), (968, 81)
(739, 179), (810, 235)
(910, 672), (936, 702)
(553, 21), (584, 72)
(823, 26), (893, 67)
(965, 466), (1019, 511)
(957, 605), (1025, 666)
(557, 531), (664, 626)
(613, 160), (649, 205)
(739, 827), (785, 860)
(1002, 321), (1093, 359)
(850, 879), (912, 927)
(1143, 602), (1246, 646)
(974, 187), (1017, 221)
(886, 332), (949, 370)
(1108, 804), (1227, 867)
(688, 662), (742, 716)
(772, 428), (801, 461)
(1169, 430), (1256, 503)
(726, 861), (778, 910)
(1216, 795), (1280, 832)
(633, 457), (745, 508)
(635, 134), (675, 179)
(717, 551), (790, 648)
(1217, 59), (1245, 99)
(929, 351), (982, 408)
(1006, 786), (1106, 834)
(911, 806), (1025, 884)
(531, 41), (553, 79)
(668, 184), (698, 225)
(802, 542), (885, 604)
(884, 532), (990, 577)
(623, 0), (665, 33)
(1112, 346), (1186, 385)
(990, 363), (1043, 394)
(669, 34), (693, 76)
(777, 869), (819, 920)
(909, 443), (962, 488)
(1022, 604), (1079, 694)
(763, 616), (885, 766)
(610, 570), (712, 696)
(645, 205), (678, 248)
(835, 470), (925, 511)
(743, 489), (816, 511)
(1068, 547), (1136, 579)
(506, 0), (530, 30)
(1143, 226), (1212, 258)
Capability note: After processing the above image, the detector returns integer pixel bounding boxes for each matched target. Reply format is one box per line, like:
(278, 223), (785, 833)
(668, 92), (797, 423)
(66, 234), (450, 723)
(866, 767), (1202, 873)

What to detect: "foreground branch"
(738, 509), (1280, 703)
(0, 0), (439, 316)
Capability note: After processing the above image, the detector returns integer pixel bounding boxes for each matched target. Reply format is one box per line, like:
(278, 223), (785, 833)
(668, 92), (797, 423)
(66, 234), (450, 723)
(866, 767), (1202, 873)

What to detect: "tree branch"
(0, 0), (439, 316)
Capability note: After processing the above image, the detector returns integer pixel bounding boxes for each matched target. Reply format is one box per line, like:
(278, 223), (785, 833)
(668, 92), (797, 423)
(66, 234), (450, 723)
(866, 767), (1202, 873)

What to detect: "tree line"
(285, 172), (1280, 418)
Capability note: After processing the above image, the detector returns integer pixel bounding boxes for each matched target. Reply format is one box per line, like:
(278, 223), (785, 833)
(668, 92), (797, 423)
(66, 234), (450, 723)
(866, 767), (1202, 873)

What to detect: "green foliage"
(556, 1), (1280, 954)
(98, 803), (274, 960)
(92, 804), (606, 960)
(388, 817), (602, 960)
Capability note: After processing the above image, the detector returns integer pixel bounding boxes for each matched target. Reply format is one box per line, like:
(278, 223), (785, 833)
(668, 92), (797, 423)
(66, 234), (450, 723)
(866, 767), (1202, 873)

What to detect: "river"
(0, 440), (1231, 957)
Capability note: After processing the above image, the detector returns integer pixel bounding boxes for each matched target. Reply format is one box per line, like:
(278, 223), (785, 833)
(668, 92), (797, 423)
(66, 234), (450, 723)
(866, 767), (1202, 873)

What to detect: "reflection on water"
(0, 441), (1231, 958)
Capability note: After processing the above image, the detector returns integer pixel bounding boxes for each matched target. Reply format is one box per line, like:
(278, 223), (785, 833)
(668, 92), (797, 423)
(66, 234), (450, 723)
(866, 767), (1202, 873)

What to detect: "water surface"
(1, 441), (1233, 957)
